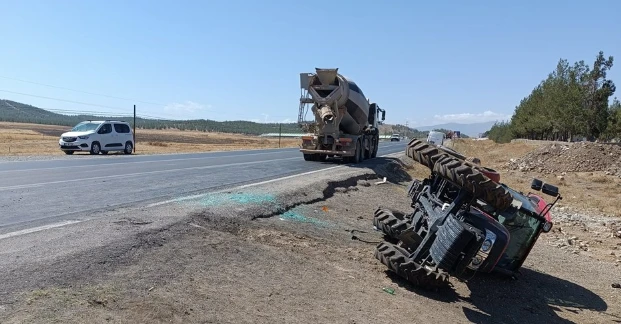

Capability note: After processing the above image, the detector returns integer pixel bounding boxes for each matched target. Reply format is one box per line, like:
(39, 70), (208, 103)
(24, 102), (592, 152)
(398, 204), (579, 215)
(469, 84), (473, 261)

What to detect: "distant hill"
(0, 99), (420, 137)
(0, 99), (304, 135)
(415, 121), (499, 137)
(379, 124), (428, 138)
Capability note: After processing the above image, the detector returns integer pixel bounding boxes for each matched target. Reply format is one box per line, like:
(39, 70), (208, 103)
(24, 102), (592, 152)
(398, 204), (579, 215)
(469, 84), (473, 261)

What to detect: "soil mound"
(506, 142), (621, 175)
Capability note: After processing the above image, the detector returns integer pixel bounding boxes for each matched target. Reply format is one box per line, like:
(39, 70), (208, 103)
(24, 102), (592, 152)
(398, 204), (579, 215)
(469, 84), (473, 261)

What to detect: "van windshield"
(71, 122), (100, 132)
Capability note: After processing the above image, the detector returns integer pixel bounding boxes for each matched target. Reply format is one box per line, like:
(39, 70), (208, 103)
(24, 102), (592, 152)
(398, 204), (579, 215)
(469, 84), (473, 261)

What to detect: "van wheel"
(90, 142), (101, 155)
(124, 142), (133, 154)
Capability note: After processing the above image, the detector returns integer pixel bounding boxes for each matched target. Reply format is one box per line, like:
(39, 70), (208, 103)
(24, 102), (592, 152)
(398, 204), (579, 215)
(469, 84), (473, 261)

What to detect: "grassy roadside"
(0, 122), (300, 156)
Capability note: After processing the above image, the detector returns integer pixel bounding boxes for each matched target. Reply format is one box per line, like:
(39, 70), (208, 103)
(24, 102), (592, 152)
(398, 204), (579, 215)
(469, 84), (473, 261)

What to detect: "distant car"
(59, 120), (134, 155)
(390, 134), (401, 142)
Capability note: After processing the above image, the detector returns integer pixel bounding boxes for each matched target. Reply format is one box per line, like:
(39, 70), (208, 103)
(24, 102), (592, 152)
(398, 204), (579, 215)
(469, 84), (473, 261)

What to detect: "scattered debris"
(375, 177), (387, 185)
(382, 287), (395, 295)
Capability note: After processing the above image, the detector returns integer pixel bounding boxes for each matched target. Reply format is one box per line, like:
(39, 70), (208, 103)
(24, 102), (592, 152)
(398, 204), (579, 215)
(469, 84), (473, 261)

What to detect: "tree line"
(0, 100), (302, 135)
(1, 99), (434, 137)
(486, 51), (619, 143)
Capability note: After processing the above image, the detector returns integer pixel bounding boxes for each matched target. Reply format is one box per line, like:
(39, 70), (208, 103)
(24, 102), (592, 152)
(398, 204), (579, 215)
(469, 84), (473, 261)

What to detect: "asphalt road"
(0, 142), (405, 234)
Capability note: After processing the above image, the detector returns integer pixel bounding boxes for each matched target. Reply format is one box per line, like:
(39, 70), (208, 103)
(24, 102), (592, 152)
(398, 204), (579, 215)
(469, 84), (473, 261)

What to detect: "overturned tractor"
(373, 139), (561, 289)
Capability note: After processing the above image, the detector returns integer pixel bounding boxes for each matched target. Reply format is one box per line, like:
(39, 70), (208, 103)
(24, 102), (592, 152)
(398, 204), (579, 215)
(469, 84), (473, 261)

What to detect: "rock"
(612, 283), (621, 289)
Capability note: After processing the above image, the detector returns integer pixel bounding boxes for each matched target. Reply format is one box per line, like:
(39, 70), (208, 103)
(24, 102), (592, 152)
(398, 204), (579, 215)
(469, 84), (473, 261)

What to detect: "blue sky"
(1, 0), (619, 127)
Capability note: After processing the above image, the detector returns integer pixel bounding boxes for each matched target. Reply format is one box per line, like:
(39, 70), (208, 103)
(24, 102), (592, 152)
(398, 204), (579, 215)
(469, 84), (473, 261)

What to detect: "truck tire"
(352, 140), (362, 163)
(371, 134), (379, 158)
(375, 242), (449, 289)
(432, 154), (513, 211)
(364, 137), (371, 160)
(373, 208), (408, 240)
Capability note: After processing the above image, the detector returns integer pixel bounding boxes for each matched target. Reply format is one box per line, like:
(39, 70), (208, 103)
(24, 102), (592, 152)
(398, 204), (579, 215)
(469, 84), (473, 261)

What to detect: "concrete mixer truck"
(298, 68), (386, 163)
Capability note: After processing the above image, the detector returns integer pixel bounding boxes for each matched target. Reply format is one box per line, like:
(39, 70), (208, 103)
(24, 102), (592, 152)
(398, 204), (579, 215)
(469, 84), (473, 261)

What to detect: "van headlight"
(78, 136), (89, 139)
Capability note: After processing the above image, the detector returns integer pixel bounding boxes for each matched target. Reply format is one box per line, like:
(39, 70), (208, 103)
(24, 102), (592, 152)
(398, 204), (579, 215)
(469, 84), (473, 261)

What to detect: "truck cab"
(390, 134), (400, 142)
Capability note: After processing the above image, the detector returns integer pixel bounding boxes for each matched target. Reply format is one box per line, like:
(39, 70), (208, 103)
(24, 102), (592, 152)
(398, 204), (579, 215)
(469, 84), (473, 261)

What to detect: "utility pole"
(278, 123), (282, 148)
(133, 104), (136, 153)
(405, 120), (409, 139)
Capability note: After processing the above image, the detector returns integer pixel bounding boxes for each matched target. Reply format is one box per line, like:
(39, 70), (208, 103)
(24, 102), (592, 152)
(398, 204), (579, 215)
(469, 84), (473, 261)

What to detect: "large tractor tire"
(373, 208), (408, 240)
(405, 139), (503, 183)
(432, 155), (513, 211)
(406, 139), (466, 169)
(375, 242), (449, 289)
(406, 139), (443, 169)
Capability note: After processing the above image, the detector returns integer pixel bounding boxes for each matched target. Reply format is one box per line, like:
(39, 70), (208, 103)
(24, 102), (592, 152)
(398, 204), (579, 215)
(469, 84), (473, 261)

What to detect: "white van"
(427, 131), (445, 145)
(59, 120), (134, 155)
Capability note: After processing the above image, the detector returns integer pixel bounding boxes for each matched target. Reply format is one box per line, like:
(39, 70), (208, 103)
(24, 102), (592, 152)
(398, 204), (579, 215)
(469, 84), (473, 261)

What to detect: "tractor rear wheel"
(406, 139), (442, 169)
(375, 242), (450, 289)
(432, 154), (513, 211)
(406, 139), (467, 170)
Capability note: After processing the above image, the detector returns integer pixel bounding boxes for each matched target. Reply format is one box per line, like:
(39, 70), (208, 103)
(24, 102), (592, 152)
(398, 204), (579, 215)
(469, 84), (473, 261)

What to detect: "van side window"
(114, 123), (130, 133)
(98, 123), (112, 134)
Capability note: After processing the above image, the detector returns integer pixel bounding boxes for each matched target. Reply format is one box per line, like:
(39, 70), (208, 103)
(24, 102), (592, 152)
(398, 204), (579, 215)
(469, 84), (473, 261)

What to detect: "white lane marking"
(145, 151), (403, 208)
(0, 149), (297, 173)
(0, 146), (297, 165)
(0, 157), (299, 191)
(0, 151), (405, 240)
(0, 143), (404, 172)
(0, 220), (82, 240)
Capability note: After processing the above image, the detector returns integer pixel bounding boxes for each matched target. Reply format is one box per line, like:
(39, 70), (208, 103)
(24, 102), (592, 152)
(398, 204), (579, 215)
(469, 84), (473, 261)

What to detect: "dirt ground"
(0, 122), (299, 156)
(1, 140), (621, 323)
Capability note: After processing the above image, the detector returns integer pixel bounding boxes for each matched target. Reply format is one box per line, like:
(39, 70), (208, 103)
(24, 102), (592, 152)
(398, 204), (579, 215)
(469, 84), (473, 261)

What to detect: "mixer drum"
(339, 76), (370, 135)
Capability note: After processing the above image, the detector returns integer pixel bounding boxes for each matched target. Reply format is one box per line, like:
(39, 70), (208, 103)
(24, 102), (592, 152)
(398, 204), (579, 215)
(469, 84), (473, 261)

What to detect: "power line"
(1, 89), (296, 121)
(0, 89), (131, 113)
(0, 75), (167, 106)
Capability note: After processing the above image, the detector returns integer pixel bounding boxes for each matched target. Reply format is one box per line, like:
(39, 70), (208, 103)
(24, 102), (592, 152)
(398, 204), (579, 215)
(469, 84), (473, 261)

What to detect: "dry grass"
(0, 122), (299, 156)
(406, 139), (621, 216)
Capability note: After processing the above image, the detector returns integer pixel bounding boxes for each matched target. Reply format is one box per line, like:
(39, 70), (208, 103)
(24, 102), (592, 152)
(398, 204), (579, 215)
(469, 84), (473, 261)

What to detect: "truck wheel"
(375, 242), (449, 289)
(371, 135), (379, 158)
(364, 137), (371, 160)
(432, 154), (513, 211)
(352, 140), (362, 163)
(303, 154), (314, 161)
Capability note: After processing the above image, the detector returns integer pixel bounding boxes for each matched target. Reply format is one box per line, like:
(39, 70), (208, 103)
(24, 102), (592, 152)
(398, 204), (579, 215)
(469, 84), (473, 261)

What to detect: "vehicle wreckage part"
(432, 155), (513, 212)
(406, 139), (444, 169)
(429, 215), (479, 271)
(467, 229), (497, 270)
(373, 208), (409, 240)
(375, 241), (449, 289)
(406, 138), (501, 183)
